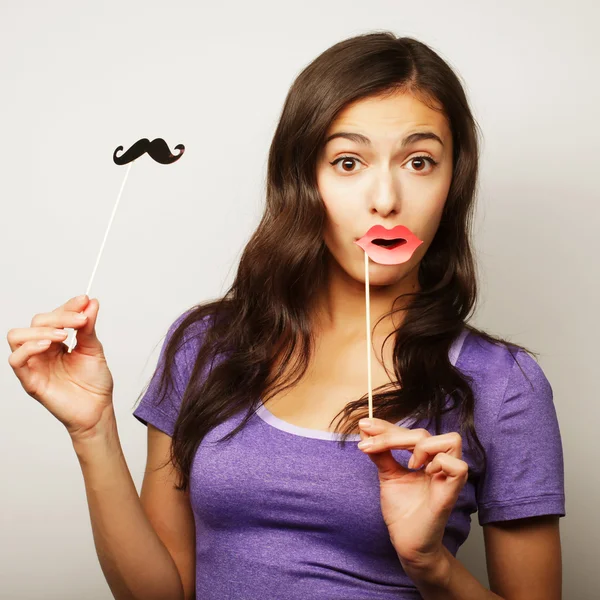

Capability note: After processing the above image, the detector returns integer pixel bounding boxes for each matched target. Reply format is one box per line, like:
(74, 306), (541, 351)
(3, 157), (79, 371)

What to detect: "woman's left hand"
(357, 418), (469, 573)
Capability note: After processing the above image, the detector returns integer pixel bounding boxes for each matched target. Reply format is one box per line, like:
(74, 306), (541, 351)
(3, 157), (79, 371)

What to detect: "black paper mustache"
(113, 138), (185, 165)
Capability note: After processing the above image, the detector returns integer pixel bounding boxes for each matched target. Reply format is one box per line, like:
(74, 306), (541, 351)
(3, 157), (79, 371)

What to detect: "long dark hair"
(135, 32), (537, 493)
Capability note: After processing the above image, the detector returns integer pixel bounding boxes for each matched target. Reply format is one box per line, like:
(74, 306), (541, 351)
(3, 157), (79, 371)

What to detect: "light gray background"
(1, 1), (597, 598)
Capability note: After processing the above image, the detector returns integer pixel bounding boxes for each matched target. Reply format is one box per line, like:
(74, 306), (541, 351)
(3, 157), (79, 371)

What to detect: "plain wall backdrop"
(1, 1), (597, 598)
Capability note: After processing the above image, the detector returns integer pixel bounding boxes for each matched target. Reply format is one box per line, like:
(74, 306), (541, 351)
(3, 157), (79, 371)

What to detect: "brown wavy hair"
(134, 31), (536, 493)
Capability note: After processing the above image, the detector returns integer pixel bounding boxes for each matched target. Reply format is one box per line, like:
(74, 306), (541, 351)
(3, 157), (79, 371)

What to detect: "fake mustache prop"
(67, 137), (185, 352)
(113, 138), (185, 165)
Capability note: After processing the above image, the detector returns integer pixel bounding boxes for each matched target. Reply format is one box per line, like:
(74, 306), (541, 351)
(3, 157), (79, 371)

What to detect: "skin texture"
(314, 90), (454, 340)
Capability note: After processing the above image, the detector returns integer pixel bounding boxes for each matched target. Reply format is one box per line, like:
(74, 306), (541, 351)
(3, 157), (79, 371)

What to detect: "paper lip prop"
(354, 224), (423, 265)
(355, 223), (425, 419)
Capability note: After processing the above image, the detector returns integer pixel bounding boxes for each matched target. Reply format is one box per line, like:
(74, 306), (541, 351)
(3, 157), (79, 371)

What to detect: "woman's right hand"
(7, 294), (115, 443)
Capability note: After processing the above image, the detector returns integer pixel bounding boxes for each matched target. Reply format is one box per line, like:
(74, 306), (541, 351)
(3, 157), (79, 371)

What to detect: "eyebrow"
(324, 130), (444, 149)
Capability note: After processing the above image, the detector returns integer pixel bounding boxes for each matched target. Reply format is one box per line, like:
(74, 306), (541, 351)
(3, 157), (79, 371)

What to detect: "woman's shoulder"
(460, 328), (544, 386)
(168, 309), (215, 357)
(461, 332), (565, 523)
(459, 330), (553, 442)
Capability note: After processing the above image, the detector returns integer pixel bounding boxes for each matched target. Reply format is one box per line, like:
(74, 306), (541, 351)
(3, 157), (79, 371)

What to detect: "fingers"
(358, 418), (430, 453)
(31, 307), (88, 330)
(8, 338), (57, 375)
(71, 297), (102, 351)
(424, 452), (469, 483)
(8, 294), (90, 353)
(357, 419), (463, 468)
(411, 432), (463, 467)
(51, 294), (89, 315)
(7, 294), (91, 382)
(27, 295), (93, 352)
(7, 326), (68, 352)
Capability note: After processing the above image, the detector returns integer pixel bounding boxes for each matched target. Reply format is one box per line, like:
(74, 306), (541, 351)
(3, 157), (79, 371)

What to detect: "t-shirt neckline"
(253, 328), (470, 441)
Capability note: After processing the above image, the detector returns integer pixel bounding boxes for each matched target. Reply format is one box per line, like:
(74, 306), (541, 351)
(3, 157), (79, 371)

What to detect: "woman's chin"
(328, 250), (408, 286)
(352, 262), (406, 287)
(363, 274), (404, 288)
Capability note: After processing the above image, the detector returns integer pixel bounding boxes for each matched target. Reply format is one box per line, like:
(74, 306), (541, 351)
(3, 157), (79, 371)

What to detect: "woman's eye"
(330, 155), (438, 175)
(330, 156), (364, 174)
(407, 155), (438, 173)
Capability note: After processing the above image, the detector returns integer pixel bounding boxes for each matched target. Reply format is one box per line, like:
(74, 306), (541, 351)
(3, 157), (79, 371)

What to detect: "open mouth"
(370, 238), (407, 250)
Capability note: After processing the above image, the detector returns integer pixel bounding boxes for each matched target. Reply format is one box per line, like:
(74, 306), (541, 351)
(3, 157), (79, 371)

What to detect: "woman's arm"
(402, 515), (562, 600)
(483, 515), (562, 599)
(402, 545), (503, 599)
(73, 414), (186, 600)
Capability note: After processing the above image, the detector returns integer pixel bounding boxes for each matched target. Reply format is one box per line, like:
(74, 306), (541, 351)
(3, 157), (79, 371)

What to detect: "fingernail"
(408, 455), (415, 469)
(359, 419), (373, 428)
(75, 313), (88, 320)
(357, 440), (373, 449)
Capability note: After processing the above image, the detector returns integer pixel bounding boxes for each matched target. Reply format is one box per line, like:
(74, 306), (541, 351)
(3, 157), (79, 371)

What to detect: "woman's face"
(316, 91), (454, 287)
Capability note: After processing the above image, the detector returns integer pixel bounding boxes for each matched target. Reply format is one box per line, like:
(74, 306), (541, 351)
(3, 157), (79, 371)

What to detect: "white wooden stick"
(67, 161), (134, 353)
(364, 249), (373, 419)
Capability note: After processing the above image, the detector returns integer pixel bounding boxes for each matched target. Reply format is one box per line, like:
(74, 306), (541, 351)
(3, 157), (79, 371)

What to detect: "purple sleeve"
(476, 350), (566, 525)
(133, 311), (207, 437)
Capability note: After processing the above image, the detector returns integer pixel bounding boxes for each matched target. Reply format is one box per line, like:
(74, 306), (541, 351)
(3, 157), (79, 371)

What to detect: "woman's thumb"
(75, 298), (103, 351)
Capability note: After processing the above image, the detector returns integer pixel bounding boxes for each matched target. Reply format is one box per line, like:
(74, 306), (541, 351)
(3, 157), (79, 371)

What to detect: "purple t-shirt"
(134, 314), (566, 599)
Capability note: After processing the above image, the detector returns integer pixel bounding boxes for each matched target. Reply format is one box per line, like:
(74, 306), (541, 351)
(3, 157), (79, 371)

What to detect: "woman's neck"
(310, 257), (420, 341)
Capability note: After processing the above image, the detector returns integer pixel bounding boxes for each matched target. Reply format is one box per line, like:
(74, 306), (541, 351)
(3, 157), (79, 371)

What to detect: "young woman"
(8, 32), (565, 600)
